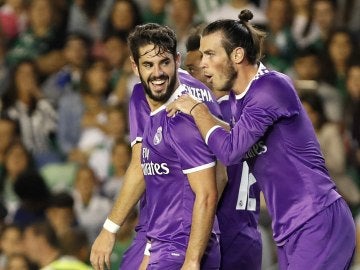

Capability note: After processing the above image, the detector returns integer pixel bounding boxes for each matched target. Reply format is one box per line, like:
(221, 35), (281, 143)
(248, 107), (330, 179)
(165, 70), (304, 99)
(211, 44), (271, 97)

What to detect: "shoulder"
(255, 71), (295, 92)
(251, 71), (299, 104)
(130, 82), (146, 100)
(166, 112), (199, 141)
(179, 75), (219, 114)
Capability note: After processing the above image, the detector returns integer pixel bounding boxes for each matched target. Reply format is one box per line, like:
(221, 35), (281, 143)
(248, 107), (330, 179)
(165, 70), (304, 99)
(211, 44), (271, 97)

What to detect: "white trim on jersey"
(205, 125), (222, 145)
(217, 94), (230, 103)
(183, 161), (216, 174)
(131, 137), (143, 147)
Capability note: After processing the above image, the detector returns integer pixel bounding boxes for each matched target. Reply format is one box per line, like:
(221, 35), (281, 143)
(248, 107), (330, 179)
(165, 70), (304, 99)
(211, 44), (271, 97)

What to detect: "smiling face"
(135, 44), (180, 104)
(199, 31), (237, 92)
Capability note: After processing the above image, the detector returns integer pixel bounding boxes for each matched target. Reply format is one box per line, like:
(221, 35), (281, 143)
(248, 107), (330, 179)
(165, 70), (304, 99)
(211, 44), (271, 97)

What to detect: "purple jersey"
(129, 83), (151, 147)
(141, 78), (221, 248)
(129, 69), (215, 145)
(128, 83), (150, 236)
(128, 69), (221, 238)
(205, 64), (340, 244)
(217, 93), (260, 236)
(217, 93), (262, 269)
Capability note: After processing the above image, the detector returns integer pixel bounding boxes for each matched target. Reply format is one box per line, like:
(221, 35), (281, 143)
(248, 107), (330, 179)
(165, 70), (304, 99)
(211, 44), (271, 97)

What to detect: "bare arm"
(90, 143), (145, 270)
(181, 166), (218, 269)
(215, 161), (228, 201)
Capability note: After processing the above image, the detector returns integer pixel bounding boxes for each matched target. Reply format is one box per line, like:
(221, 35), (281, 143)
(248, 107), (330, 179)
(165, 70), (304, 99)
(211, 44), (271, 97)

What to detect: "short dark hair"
(202, 9), (266, 64)
(186, 24), (205, 52)
(127, 23), (177, 64)
(186, 33), (201, 52)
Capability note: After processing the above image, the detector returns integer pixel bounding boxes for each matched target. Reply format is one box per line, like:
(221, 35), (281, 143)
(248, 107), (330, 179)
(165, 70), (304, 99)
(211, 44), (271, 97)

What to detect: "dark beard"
(219, 61), (237, 92)
(140, 72), (178, 103)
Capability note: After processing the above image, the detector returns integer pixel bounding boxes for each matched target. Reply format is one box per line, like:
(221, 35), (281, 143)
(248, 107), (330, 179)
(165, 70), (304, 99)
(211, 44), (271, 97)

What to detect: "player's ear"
(232, 47), (245, 64)
(130, 56), (139, 76)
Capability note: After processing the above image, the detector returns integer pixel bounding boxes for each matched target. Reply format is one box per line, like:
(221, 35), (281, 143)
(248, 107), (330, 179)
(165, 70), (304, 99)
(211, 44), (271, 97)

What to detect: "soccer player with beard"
(90, 23), (224, 270)
(185, 31), (262, 269)
(167, 10), (356, 270)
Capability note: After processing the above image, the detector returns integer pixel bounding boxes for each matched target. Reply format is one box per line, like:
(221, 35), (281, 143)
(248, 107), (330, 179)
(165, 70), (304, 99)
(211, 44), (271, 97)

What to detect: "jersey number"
(236, 161), (256, 211)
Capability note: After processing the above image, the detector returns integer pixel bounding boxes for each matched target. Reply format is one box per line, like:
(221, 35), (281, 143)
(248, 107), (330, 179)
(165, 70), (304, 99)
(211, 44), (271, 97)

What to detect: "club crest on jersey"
(153, 126), (163, 145)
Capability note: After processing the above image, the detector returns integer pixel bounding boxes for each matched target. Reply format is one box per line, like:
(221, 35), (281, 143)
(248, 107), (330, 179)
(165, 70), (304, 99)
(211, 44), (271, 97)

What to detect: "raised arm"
(90, 143), (145, 270)
(166, 95), (223, 140)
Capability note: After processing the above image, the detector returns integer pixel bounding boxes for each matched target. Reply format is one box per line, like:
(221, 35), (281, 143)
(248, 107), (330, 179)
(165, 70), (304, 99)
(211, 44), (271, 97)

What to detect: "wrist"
(103, 218), (120, 233)
(189, 101), (204, 116)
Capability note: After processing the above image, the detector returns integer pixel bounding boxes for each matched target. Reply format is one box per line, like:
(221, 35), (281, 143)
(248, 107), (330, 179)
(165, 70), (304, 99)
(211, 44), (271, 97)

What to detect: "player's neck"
(146, 80), (181, 111)
(232, 63), (258, 95)
(146, 96), (163, 111)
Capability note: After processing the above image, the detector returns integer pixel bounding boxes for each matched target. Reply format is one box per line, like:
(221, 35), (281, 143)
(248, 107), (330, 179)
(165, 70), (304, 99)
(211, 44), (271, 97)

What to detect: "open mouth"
(204, 74), (213, 84)
(151, 79), (166, 85)
(151, 78), (167, 91)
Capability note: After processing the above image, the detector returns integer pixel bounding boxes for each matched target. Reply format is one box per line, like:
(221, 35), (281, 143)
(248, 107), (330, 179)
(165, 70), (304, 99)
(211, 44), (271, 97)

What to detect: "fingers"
(166, 106), (178, 117)
(90, 244), (110, 270)
(105, 255), (111, 270)
(90, 253), (109, 270)
(90, 230), (116, 270)
(166, 95), (196, 116)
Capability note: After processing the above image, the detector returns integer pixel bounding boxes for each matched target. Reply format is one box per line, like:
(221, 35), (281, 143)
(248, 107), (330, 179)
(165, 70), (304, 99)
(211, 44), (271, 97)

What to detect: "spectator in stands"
(45, 191), (78, 239)
(42, 32), (91, 107)
(0, 39), (10, 96)
(343, 62), (360, 186)
(205, 0), (267, 27)
(5, 253), (38, 270)
(102, 138), (131, 200)
(289, 47), (343, 123)
(6, 0), (65, 75)
(85, 105), (128, 182)
(322, 28), (359, 104)
(0, 0), (27, 43)
(300, 91), (360, 210)
(67, 0), (113, 56)
(61, 227), (91, 266)
(166, 0), (202, 64)
(72, 165), (112, 243)
(23, 221), (91, 269)
(104, 0), (142, 38)
(0, 223), (23, 269)
(310, 0), (337, 52)
(1, 59), (61, 168)
(141, 0), (167, 25)
(57, 58), (111, 157)
(102, 32), (136, 106)
(264, 0), (297, 72)
(12, 169), (51, 228)
(0, 140), (32, 218)
(290, 0), (320, 49)
(0, 116), (18, 174)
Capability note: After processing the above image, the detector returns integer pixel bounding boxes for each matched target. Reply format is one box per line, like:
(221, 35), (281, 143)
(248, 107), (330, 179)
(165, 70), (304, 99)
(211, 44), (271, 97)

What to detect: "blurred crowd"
(0, 0), (358, 269)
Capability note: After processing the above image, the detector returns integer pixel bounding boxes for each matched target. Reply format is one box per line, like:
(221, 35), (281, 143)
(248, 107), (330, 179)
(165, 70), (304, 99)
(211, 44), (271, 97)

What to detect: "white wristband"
(103, 218), (120, 233)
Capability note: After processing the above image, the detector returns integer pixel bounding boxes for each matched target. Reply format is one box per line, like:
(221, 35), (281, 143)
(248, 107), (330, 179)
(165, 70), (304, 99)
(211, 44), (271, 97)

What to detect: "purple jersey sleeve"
(207, 72), (300, 164)
(205, 71), (340, 243)
(168, 114), (216, 172)
(129, 83), (150, 146)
